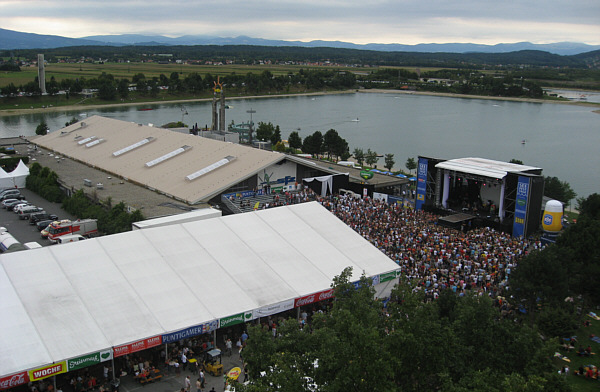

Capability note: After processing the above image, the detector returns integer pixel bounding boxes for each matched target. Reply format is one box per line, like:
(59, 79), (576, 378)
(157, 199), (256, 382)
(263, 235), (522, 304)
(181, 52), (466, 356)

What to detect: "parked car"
(56, 234), (86, 244)
(2, 198), (27, 209)
(29, 213), (59, 225)
(7, 201), (30, 212)
(37, 220), (55, 232)
(18, 206), (45, 219)
(14, 204), (35, 214)
(0, 191), (22, 202)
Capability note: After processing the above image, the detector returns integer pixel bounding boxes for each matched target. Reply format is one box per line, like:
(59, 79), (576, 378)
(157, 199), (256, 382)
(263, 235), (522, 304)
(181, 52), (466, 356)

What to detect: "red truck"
(46, 219), (98, 242)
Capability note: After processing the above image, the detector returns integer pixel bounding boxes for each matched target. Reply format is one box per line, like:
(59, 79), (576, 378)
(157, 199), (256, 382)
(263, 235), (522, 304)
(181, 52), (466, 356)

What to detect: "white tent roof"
(0, 167), (8, 178)
(11, 160), (30, 177)
(0, 202), (399, 378)
(435, 157), (541, 179)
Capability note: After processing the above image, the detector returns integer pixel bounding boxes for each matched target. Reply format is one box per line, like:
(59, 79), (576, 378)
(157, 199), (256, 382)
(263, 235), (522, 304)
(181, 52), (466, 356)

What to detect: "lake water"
(1, 92), (598, 198)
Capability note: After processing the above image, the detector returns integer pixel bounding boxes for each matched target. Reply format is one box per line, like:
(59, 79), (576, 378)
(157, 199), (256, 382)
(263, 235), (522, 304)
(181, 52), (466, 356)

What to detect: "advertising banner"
(252, 299), (295, 319)
(113, 335), (162, 357)
(28, 362), (67, 382)
(373, 192), (388, 203)
(219, 312), (253, 329)
(415, 158), (428, 210)
(512, 176), (530, 238)
(0, 372), (29, 390)
(67, 352), (100, 372)
(379, 270), (399, 283)
(162, 320), (219, 344)
(294, 288), (334, 308)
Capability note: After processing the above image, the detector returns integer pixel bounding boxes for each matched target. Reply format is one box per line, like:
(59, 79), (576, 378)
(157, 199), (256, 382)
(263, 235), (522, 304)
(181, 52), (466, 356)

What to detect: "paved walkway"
(117, 351), (245, 392)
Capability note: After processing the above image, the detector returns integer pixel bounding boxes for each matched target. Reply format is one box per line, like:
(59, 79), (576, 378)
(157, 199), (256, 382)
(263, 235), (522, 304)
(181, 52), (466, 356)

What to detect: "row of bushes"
(27, 162), (145, 234)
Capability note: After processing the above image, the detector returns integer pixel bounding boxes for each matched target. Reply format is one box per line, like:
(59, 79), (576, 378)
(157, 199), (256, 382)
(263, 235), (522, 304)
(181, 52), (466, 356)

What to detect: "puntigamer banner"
(28, 361), (67, 382)
(162, 320), (219, 344)
(219, 312), (253, 328)
(113, 335), (162, 357)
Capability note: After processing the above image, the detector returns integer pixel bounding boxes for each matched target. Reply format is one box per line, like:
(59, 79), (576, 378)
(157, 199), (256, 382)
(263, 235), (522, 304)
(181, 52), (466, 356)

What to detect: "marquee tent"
(0, 160), (29, 189)
(0, 202), (399, 378)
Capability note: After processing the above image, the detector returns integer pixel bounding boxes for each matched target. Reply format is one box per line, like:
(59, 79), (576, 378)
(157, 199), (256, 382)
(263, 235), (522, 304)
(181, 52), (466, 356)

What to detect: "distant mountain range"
(1, 28), (599, 55)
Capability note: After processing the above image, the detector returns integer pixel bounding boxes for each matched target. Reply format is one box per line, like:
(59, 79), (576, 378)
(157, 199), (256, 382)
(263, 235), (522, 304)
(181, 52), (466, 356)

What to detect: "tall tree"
(405, 157), (417, 175)
(270, 125), (282, 145)
(544, 176), (576, 204)
(256, 122), (275, 142)
(365, 148), (378, 167)
(384, 153), (395, 171)
(353, 148), (365, 166)
(288, 131), (302, 150)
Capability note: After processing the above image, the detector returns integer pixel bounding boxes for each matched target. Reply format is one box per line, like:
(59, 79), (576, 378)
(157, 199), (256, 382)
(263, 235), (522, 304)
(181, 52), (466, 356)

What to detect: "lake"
(1, 91), (598, 198)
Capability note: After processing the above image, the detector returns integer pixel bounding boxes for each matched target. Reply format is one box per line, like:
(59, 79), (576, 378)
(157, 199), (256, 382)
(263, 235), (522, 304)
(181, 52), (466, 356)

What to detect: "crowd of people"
(315, 191), (542, 300)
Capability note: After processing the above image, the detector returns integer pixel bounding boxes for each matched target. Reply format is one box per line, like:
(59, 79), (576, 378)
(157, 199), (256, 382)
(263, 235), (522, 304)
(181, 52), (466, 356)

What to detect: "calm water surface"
(1, 92), (598, 198)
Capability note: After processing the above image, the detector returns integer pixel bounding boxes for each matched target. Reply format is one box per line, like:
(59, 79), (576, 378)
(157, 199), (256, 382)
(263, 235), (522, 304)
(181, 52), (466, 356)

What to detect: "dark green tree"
(288, 131), (302, 150)
(256, 122), (275, 142)
(35, 121), (49, 135)
(353, 148), (365, 166)
(270, 125), (282, 146)
(577, 193), (600, 221)
(365, 148), (378, 167)
(544, 176), (576, 204)
(405, 157), (417, 175)
(384, 153), (395, 171)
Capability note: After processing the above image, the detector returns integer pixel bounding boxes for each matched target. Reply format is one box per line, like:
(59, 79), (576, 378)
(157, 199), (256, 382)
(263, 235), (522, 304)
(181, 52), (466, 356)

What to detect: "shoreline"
(1, 88), (597, 117)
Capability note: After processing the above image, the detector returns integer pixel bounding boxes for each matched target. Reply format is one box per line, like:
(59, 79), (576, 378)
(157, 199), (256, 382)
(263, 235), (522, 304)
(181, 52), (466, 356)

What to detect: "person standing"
(196, 378), (202, 392)
(181, 351), (188, 372)
(225, 339), (232, 356)
(184, 376), (191, 392)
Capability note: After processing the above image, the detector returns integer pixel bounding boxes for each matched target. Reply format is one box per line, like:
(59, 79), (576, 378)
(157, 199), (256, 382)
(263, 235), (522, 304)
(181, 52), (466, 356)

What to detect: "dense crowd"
(315, 192), (542, 300)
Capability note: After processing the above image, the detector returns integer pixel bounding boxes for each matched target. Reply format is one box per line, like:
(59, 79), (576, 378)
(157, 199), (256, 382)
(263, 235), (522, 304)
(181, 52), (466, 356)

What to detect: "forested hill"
(4, 45), (600, 69)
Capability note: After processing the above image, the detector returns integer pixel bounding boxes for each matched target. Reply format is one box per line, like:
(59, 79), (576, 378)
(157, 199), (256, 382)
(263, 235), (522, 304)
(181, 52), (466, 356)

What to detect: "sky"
(2, 0), (599, 45)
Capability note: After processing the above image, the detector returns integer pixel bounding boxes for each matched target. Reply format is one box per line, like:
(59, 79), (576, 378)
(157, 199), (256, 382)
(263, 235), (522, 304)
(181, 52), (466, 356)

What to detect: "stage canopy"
(0, 202), (399, 378)
(0, 160), (29, 189)
(435, 157), (541, 179)
(303, 173), (349, 196)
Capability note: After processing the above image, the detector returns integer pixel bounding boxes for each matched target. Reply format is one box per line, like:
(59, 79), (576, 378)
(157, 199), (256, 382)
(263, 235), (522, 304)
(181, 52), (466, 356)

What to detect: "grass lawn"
(554, 313), (600, 391)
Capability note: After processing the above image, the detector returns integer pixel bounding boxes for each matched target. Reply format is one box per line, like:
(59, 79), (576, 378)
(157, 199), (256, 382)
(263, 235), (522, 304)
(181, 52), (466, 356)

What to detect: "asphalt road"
(1, 188), (77, 247)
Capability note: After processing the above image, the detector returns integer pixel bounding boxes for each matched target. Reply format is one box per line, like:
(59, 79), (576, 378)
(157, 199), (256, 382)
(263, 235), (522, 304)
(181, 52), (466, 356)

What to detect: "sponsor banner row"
(294, 288), (334, 308)
(114, 335), (162, 357)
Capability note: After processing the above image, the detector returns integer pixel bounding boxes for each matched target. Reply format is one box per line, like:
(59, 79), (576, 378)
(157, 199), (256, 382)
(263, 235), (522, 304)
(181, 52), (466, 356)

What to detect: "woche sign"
(28, 362), (67, 382)
(0, 372), (29, 390)
(294, 288), (334, 308)
(113, 335), (162, 357)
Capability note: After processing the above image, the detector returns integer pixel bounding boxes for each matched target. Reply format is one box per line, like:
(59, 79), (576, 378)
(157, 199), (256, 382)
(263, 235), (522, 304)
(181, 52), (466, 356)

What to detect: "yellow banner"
(28, 361), (67, 381)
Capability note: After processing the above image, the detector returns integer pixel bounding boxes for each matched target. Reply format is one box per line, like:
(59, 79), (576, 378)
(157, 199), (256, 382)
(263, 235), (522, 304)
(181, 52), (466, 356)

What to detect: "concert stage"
(438, 212), (475, 230)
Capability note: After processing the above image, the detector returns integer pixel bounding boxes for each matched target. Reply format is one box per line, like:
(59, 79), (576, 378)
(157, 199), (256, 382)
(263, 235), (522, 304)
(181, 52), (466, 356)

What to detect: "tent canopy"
(0, 159), (29, 189)
(0, 202), (399, 377)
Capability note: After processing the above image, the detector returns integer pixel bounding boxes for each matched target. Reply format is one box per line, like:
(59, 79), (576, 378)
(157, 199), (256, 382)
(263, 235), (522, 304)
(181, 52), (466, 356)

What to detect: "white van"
(56, 234), (86, 244)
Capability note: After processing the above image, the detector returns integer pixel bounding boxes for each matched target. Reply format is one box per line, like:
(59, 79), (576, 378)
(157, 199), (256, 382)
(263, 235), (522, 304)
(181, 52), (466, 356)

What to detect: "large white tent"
(0, 202), (400, 378)
(0, 160), (29, 189)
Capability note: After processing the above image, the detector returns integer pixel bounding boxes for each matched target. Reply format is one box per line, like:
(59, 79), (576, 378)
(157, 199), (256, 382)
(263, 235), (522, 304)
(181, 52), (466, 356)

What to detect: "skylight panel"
(77, 136), (96, 145)
(186, 156), (236, 181)
(145, 145), (191, 167)
(113, 137), (155, 157)
(86, 138), (105, 148)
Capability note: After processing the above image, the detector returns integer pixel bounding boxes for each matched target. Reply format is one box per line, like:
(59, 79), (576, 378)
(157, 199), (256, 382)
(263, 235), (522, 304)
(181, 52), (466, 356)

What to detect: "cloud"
(2, 0), (599, 44)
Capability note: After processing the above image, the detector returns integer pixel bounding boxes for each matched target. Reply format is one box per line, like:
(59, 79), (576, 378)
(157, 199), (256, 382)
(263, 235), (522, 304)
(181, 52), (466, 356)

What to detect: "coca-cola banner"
(113, 335), (162, 357)
(294, 288), (334, 308)
(28, 361), (66, 382)
(0, 372), (29, 390)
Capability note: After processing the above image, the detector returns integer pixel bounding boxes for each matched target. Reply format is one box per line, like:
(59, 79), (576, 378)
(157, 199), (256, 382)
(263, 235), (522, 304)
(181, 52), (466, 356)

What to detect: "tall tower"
(37, 54), (46, 94)
(219, 85), (226, 131)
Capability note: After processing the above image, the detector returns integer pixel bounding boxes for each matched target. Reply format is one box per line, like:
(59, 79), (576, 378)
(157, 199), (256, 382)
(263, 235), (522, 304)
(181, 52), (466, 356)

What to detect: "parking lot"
(1, 188), (78, 247)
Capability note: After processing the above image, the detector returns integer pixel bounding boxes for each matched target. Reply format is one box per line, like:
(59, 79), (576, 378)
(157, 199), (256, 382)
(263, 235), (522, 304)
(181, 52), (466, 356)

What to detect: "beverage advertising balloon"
(542, 199), (563, 232)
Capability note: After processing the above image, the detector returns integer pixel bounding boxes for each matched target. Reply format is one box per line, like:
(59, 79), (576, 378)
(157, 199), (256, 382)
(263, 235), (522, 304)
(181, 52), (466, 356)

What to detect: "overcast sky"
(2, 0), (599, 45)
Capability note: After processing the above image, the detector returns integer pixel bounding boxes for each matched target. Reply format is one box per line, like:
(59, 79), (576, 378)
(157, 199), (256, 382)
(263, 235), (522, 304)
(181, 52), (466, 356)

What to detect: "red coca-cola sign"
(294, 288), (334, 307)
(113, 335), (162, 357)
(0, 372), (28, 390)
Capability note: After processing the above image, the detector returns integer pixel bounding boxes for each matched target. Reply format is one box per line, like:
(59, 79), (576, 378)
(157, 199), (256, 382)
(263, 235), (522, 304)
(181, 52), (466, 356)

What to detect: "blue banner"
(162, 320), (219, 344)
(512, 176), (530, 238)
(415, 158), (428, 210)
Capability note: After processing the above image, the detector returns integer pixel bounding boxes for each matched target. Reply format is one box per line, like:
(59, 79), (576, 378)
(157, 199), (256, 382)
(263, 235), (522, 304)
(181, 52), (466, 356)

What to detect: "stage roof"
(32, 116), (285, 204)
(0, 202), (399, 378)
(435, 157), (542, 179)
